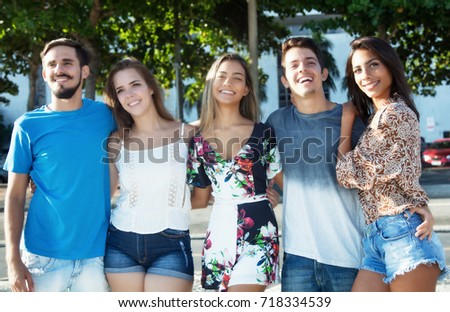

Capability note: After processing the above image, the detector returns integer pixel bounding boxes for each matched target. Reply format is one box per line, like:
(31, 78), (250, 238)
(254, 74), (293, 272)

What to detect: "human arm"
(337, 104), (412, 190)
(265, 179), (279, 208)
(190, 185), (212, 209)
(107, 133), (121, 198)
(4, 172), (34, 292)
(338, 101), (358, 159)
(266, 171), (283, 208)
(272, 171), (283, 190)
(186, 134), (213, 209)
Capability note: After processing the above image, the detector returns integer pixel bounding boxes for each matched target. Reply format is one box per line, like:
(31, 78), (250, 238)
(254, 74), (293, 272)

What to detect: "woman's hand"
(408, 205), (434, 240)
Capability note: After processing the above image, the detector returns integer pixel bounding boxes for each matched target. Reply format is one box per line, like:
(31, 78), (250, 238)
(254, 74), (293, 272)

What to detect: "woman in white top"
(103, 57), (196, 291)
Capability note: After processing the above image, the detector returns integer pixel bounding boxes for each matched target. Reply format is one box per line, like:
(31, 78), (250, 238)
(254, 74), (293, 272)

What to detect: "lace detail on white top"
(111, 123), (191, 234)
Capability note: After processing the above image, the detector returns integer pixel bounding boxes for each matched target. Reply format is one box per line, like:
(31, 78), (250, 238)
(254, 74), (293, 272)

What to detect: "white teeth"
(221, 90), (234, 95)
(128, 100), (140, 107)
(299, 77), (313, 83)
(364, 81), (378, 89)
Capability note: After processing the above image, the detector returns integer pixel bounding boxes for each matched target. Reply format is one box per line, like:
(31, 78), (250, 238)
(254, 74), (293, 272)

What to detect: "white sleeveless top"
(111, 124), (191, 234)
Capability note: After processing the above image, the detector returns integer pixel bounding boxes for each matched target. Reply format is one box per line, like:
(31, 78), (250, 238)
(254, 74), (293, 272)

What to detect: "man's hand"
(266, 179), (280, 208)
(8, 259), (34, 292)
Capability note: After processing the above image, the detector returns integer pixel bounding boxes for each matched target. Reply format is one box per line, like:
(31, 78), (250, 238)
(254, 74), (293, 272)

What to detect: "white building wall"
(0, 75), (29, 126)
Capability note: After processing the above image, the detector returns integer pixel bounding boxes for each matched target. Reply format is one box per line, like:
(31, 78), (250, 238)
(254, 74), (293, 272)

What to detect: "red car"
(422, 138), (450, 167)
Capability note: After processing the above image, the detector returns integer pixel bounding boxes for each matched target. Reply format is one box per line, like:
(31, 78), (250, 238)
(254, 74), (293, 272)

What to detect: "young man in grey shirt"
(267, 36), (365, 292)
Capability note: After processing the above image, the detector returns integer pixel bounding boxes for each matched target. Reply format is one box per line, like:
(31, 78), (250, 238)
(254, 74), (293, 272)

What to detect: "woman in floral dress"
(187, 53), (282, 292)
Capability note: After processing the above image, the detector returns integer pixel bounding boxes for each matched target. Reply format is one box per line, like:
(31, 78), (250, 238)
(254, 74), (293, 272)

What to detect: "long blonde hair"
(199, 53), (260, 133)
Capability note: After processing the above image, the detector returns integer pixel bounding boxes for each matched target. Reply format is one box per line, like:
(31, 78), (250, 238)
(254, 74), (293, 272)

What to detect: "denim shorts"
(22, 250), (109, 292)
(281, 253), (358, 292)
(361, 211), (448, 284)
(104, 225), (194, 281)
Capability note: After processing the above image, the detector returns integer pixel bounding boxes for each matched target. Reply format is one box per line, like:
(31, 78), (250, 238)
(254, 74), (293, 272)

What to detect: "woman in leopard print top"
(336, 36), (448, 292)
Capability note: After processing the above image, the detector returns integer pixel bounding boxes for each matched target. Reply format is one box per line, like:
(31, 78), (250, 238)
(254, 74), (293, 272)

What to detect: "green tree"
(1, 1), (340, 121)
(0, 0), (105, 110)
(1, 1), (295, 121)
(0, 76), (18, 106)
(294, 0), (450, 96)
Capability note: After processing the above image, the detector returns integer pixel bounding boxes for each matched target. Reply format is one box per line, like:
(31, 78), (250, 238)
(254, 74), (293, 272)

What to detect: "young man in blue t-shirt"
(3, 38), (116, 291)
(267, 37), (366, 292)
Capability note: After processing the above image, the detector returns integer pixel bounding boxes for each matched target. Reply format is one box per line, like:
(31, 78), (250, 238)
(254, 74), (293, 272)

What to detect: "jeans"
(22, 250), (109, 292)
(104, 226), (194, 281)
(281, 253), (357, 292)
(361, 211), (449, 284)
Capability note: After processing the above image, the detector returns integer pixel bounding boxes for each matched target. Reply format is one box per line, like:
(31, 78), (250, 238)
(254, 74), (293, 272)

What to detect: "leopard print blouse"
(336, 100), (428, 224)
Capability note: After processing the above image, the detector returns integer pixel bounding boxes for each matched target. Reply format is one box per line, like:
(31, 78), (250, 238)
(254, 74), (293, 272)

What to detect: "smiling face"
(281, 46), (328, 99)
(113, 68), (154, 117)
(212, 60), (249, 107)
(42, 45), (89, 99)
(351, 48), (393, 106)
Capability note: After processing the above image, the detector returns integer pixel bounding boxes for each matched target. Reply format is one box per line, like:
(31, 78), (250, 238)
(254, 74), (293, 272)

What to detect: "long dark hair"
(345, 36), (419, 123)
(104, 57), (174, 137)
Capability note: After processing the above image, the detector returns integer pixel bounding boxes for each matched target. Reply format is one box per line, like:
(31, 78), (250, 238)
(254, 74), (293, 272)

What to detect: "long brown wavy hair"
(104, 57), (174, 137)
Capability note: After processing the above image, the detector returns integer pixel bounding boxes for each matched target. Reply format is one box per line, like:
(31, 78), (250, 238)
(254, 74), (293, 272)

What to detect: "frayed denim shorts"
(104, 225), (194, 282)
(361, 211), (448, 284)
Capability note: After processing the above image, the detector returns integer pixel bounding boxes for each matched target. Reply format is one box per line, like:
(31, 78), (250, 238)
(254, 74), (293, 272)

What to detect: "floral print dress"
(187, 122), (282, 291)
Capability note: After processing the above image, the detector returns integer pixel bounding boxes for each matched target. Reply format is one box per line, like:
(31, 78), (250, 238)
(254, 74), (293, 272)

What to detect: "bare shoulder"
(183, 123), (197, 140)
(166, 121), (197, 140)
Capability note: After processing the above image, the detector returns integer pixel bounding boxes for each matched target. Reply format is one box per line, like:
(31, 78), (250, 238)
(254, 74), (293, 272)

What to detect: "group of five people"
(3, 35), (448, 292)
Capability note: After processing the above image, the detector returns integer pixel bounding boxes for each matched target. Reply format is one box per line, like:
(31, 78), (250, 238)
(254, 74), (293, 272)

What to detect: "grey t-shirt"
(266, 103), (365, 268)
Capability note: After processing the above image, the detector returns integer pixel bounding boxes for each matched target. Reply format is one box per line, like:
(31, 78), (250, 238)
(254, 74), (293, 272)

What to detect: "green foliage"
(295, 0), (450, 96)
(1, 0), (447, 122)
(0, 76), (19, 105)
(1, 0), (292, 120)
(0, 113), (13, 151)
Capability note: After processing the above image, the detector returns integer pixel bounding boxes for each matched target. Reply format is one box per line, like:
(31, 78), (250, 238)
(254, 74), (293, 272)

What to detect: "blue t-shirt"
(266, 103), (366, 268)
(4, 99), (116, 259)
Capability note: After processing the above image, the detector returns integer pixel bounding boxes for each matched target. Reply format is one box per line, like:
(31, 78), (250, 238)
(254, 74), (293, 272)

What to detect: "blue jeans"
(22, 250), (109, 292)
(281, 253), (357, 292)
(104, 226), (194, 281)
(361, 212), (448, 284)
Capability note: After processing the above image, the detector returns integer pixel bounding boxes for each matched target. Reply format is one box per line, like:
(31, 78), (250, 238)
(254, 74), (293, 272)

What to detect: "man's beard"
(53, 74), (83, 99)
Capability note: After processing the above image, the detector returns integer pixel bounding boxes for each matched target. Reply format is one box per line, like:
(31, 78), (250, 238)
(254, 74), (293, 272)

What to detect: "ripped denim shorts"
(361, 211), (448, 284)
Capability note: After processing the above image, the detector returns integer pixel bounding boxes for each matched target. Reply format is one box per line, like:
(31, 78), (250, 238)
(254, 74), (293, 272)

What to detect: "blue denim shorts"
(104, 225), (194, 281)
(361, 211), (448, 284)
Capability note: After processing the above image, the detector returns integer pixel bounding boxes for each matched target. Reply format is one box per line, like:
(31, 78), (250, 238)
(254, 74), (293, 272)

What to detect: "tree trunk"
(83, 0), (103, 100)
(174, 2), (184, 121)
(82, 40), (99, 100)
(27, 63), (39, 112)
(248, 0), (259, 105)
